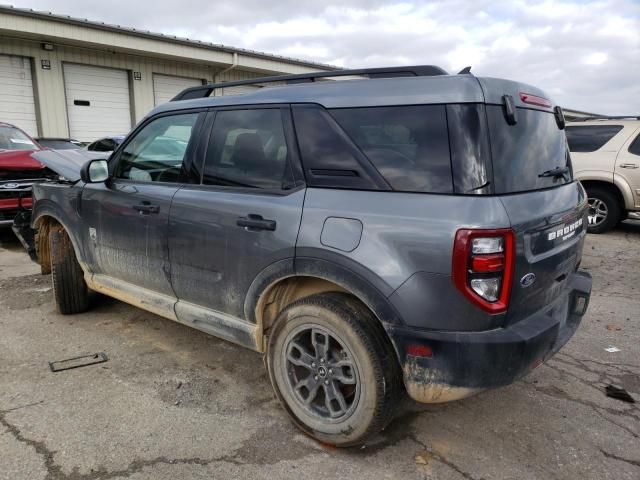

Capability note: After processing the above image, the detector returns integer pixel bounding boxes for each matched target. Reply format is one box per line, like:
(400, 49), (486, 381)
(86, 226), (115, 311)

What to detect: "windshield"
(0, 126), (38, 152)
(487, 106), (571, 194)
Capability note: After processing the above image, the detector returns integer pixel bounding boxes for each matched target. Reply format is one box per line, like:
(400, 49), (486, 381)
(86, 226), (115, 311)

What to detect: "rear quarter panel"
(297, 188), (512, 331)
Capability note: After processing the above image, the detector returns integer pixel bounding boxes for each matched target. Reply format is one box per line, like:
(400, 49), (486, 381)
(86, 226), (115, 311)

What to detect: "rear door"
(80, 111), (203, 296)
(615, 128), (640, 209)
(168, 106), (304, 319)
(484, 102), (588, 325)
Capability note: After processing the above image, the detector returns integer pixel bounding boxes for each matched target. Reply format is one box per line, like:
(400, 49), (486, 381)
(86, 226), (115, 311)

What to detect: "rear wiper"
(538, 166), (570, 181)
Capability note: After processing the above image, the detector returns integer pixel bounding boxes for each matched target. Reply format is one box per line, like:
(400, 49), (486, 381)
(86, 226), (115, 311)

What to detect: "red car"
(0, 122), (49, 226)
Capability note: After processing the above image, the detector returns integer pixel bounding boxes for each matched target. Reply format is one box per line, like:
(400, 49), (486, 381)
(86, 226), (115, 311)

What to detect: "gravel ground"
(0, 223), (638, 480)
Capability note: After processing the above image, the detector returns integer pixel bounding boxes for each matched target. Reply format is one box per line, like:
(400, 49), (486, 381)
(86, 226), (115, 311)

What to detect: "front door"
(80, 111), (203, 296)
(169, 107), (304, 319)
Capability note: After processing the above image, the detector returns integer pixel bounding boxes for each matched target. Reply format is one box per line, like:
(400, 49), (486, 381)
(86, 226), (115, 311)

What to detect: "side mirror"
(80, 159), (109, 183)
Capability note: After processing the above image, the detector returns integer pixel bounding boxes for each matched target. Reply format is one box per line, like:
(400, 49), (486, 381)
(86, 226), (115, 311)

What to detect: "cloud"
(14, 0), (640, 114)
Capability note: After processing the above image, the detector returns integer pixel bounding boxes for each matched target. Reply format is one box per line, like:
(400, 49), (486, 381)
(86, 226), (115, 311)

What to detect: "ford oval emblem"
(520, 273), (536, 288)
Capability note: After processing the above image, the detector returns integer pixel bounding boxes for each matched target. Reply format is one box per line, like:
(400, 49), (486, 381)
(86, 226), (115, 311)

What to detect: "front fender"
(31, 184), (90, 272)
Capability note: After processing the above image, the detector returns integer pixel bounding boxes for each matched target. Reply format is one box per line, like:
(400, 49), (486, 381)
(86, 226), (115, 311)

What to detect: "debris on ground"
(605, 346), (621, 353)
(415, 450), (433, 465)
(49, 352), (108, 372)
(606, 324), (622, 331)
(605, 385), (636, 404)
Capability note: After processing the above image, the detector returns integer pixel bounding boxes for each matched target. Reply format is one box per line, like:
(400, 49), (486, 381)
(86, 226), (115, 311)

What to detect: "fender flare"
(243, 250), (405, 328)
(31, 201), (89, 272)
(613, 174), (635, 210)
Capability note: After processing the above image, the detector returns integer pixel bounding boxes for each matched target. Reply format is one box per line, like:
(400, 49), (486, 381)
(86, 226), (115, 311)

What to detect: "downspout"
(213, 52), (238, 96)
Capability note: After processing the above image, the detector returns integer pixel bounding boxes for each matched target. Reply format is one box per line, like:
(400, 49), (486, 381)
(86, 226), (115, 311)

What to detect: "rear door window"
(330, 105), (452, 193)
(487, 106), (571, 194)
(203, 109), (293, 190)
(565, 125), (623, 152)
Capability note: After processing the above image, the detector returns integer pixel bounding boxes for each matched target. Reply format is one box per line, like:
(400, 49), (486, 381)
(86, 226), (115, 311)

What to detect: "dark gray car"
(23, 66), (592, 447)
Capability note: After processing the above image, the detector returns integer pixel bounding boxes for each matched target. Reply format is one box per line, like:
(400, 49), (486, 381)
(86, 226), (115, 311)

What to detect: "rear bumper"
(388, 270), (592, 403)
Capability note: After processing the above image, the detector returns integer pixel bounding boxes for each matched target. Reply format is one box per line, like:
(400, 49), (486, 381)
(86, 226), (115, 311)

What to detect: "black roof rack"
(171, 65), (448, 101)
(569, 115), (640, 122)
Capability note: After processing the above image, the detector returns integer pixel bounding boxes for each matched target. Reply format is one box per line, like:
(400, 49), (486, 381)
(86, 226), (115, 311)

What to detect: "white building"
(0, 5), (334, 141)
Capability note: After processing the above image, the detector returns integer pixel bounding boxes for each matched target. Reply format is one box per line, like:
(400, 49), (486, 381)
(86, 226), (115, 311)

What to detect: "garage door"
(64, 64), (132, 142)
(221, 85), (262, 96)
(0, 55), (38, 136)
(153, 74), (203, 106)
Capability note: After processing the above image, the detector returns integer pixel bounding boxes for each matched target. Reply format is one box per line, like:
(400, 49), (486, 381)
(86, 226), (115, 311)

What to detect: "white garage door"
(0, 55), (38, 136)
(153, 74), (202, 106)
(221, 85), (262, 96)
(64, 64), (132, 142)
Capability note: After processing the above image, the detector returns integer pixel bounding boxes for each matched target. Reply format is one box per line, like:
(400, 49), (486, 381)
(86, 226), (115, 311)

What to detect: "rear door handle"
(237, 214), (276, 231)
(619, 163), (638, 169)
(133, 203), (160, 214)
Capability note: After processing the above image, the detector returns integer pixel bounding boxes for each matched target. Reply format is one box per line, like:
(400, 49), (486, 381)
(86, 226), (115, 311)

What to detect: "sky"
(13, 0), (640, 114)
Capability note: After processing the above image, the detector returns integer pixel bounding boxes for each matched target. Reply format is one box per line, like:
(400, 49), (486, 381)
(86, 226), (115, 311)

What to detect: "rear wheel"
(585, 187), (621, 234)
(267, 292), (400, 447)
(50, 227), (89, 314)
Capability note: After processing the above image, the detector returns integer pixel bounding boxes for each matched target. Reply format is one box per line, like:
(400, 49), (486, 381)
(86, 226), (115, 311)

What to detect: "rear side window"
(330, 106), (452, 193)
(487, 106), (570, 194)
(565, 125), (623, 152)
(292, 105), (386, 190)
(628, 134), (640, 156)
(203, 109), (293, 190)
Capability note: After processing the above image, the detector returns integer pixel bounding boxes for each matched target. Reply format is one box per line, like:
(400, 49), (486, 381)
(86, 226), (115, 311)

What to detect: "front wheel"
(586, 187), (621, 234)
(267, 293), (400, 447)
(50, 227), (90, 314)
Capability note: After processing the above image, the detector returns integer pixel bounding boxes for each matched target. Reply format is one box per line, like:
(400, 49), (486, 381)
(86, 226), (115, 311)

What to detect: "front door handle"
(133, 203), (160, 214)
(619, 163), (639, 169)
(237, 214), (276, 231)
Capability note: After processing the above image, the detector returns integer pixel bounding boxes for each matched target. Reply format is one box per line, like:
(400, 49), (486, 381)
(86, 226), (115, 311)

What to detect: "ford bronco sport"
(566, 117), (640, 233)
(21, 66), (592, 446)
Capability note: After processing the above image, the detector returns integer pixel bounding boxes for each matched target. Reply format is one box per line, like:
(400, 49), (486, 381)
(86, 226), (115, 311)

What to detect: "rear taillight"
(452, 228), (515, 314)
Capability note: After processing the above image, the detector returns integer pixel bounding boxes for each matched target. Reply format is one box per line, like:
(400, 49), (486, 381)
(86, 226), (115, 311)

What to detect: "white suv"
(567, 117), (640, 233)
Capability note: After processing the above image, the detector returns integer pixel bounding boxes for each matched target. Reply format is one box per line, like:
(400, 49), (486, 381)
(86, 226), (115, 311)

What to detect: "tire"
(49, 227), (89, 314)
(267, 292), (400, 447)
(35, 223), (51, 275)
(585, 186), (622, 234)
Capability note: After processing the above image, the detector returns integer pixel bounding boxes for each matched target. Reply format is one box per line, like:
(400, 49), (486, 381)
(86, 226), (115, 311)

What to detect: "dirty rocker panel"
(85, 274), (260, 351)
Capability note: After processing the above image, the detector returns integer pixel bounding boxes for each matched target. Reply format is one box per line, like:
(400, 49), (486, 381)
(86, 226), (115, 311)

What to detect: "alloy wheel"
(587, 197), (608, 227)
(282, 325), (360, 421)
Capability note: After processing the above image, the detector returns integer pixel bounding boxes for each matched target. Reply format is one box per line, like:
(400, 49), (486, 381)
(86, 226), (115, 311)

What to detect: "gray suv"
(22, 66), (592, 447)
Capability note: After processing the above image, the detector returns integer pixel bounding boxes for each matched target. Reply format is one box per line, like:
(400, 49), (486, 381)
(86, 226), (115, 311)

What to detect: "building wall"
(0, 35), (309, 138)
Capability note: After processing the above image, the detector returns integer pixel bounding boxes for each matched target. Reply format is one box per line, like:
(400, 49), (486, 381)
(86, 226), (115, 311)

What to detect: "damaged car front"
(10, 149), (109, 265)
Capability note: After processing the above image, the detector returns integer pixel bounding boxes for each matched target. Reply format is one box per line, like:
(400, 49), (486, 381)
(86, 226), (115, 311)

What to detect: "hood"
(31, 149), (110, 182)
(0, 149), (44, 170)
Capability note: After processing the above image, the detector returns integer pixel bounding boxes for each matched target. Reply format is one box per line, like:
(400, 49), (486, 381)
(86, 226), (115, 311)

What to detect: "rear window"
(330, 105), (452, 193)
(565, 125), (623, 152)
(487, 106), (571, 194)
